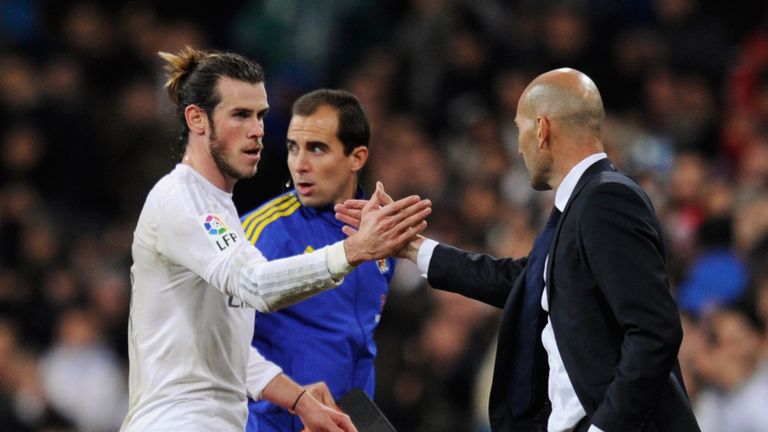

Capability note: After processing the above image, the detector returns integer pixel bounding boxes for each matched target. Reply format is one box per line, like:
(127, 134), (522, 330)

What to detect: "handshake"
(293, 182), (428, 432)
(337, 182), (430, 266)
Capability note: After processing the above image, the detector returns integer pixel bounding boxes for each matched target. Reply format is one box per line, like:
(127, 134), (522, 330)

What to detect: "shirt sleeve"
(417, 238), (439, 277)
(245, 346), (283, 400)
(155, 196), (352, 312)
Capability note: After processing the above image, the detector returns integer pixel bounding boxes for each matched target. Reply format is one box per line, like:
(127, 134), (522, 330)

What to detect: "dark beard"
(209, 124), (252, 180)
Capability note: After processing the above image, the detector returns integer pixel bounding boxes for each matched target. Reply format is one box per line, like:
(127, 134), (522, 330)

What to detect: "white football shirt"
(121, 164), (348, 432)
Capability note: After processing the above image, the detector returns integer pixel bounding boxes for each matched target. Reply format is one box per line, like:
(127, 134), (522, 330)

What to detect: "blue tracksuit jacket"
(240, 190), (395, 432)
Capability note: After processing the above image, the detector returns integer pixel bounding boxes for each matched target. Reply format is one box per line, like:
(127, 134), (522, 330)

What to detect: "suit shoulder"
(585, 171), (650, 201)
(578, 172), (659, 226)
(241, 191), (302, 244)
(593, 170), (639, 188)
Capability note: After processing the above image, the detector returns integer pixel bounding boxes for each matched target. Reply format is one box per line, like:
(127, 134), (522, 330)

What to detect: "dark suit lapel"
(546, 158), (617, 303)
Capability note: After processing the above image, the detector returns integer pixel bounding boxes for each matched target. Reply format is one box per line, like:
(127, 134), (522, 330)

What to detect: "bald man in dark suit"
(337, 68), (700, 432)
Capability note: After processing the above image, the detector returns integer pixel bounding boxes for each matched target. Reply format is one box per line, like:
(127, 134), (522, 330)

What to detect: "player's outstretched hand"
(340, 182), (430, 266)
(334, 199), (365, 230)
(334, 181), (395, 230)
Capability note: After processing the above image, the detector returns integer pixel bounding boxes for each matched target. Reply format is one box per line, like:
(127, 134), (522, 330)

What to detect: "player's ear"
(185, 105), (209, 136)
(349, 146), (368, 172)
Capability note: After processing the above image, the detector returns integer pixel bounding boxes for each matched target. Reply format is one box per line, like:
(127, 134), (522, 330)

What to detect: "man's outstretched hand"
(337, 182), (428, 263)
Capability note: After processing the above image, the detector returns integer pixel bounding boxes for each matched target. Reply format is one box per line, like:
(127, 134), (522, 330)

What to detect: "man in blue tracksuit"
(241, 89), (395, 431)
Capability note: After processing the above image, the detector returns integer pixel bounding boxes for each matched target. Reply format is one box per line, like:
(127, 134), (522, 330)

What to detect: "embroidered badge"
(376, 258), (389, 274)
(203, 214), (228, 235)
(200, 214), (239, 252)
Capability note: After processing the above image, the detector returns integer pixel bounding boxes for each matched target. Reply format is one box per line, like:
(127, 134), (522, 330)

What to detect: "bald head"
(514, 68), (606, 191)
(520, 68), (605, 135)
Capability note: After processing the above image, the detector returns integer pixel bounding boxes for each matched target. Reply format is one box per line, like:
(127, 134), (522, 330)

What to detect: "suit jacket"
(427, 159), (700, 432)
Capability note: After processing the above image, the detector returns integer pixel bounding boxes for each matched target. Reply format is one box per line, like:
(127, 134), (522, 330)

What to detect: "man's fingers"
(336, 197), (428, 233)
(384, 195), (422, 214)
(338, 195), (419, 218)
(375, 181), (394, 205)
(394, 216), (429, 239)
(362, 193), (380, 215)
(336, 200), (367, 211)
(336, 212), (361, 229)
(395, 208), (432, 233)
(341, 225), (358, 237)
(391, 221), (429, 246)
(382, 200), (432, 229)
(331, 410), (357, 432)
(335, 208), (362, 227)
(378, 196), (429, 216)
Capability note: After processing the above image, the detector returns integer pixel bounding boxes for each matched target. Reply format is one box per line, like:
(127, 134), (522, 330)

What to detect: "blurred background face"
(712, 312), (756, 360)
(286, 105), (367, 207)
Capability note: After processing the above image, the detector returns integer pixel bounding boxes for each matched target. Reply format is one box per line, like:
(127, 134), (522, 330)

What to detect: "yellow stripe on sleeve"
(242, 193), (296, 223)
(242, 194), (298, 237)
(247, 200), (302, 244)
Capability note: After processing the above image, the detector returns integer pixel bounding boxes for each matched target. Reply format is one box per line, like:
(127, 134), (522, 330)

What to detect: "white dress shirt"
(417, 152), (608, 432)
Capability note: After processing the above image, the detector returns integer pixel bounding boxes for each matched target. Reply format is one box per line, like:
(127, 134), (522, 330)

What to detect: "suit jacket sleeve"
(427, 243), (527, 309)
(580, 181), (683, 431)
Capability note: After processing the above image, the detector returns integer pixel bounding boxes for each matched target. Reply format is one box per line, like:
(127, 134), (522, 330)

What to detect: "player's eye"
(310, 144), (326, 153)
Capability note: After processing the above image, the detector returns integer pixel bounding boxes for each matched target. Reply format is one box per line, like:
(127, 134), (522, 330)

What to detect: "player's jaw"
(210, 132), (263, 180)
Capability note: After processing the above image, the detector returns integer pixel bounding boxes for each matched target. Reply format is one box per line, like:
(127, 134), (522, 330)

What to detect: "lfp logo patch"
(203, 214), (228, 235)
(200, 214), (239, 252)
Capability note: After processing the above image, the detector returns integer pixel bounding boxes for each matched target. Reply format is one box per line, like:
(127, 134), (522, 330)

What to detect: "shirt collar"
(301, 186), (366, 224)
(554, 152), (607, 211)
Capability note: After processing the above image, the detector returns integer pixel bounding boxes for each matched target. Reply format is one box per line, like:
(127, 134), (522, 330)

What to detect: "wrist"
(289, 389), (307, 414)
(328, 241), (355, 276)
(341, 238), (364, 267)
(402, 235), (425, 262)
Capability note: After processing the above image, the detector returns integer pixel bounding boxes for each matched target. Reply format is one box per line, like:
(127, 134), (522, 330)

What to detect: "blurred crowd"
(1, 0), (768, 431)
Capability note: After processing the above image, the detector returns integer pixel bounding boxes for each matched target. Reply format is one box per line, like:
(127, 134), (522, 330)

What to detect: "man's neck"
(553, 152), (608, 211)
(182, 145), (235, 192)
